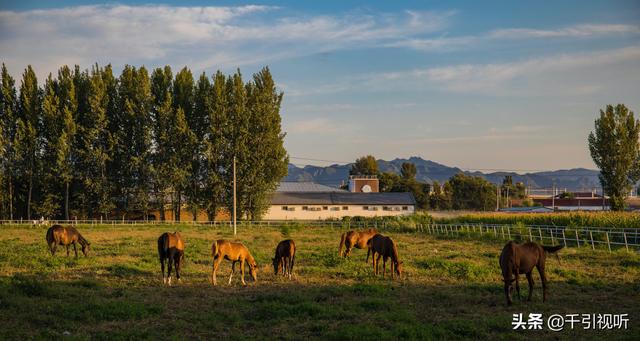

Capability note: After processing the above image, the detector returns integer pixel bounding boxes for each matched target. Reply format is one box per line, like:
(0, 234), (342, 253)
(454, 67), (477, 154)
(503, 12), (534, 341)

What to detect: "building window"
(342, 206), (349, 210)
(363, 206), (369, 210)
(282, 206), (288, 211)
(402, 206), (408, 211)
(302, 206), (308, 211)
(323, 206), (328, 210)
(330, 207), (340, 211)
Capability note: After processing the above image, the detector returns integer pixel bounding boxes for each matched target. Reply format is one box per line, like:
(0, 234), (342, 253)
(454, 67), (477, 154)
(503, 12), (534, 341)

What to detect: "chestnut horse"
(46, 225), (91, 257)
(273, 239), (296, 279)
(158, 232), (185, 285)
(338, 228), (378, 262)
(211, 240), (258, 286)
(369, 233), (403, 279)
(499, 240), (563, 305)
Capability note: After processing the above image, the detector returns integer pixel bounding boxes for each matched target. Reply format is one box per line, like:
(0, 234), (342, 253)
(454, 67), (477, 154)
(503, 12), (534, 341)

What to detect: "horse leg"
(290, 255), (295, 279)
(515, 269), (521, 300)
(526, 272), (534, 302)
(66, 245), (70, 257)
(229, 261), (236, 285)
(211, 256), (223, 286)
(167, 250), (174, 286)
(73, 242), (78, 258)
(537, 264), (548, 302)
(160, 256), (166, 284)
(375, 254), (382, 275)
(240, 260), (247, 286)
(366, 246), (371, 263)
(175, 253), (182, 283)
(49, 242), (56, 256)
(383, 256), (387, 278)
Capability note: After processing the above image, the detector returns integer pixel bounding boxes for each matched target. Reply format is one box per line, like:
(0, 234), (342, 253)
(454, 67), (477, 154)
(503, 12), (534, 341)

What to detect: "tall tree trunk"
(8, 176), (13, 220)
(27, 173), (33, 220)
(159, 193), (165, 221)
(175, 190), (181, 222)
(65, 181), (70, 220)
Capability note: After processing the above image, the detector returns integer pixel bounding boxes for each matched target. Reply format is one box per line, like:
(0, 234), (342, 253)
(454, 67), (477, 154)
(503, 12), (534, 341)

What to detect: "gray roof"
(277, 182), (346, 192)
(271, 192), (416, 205)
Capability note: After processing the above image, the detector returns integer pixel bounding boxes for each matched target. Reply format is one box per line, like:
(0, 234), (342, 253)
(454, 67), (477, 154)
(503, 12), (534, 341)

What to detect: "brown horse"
(273, 239), (296, 279)
(369, 233), (403, 279)
(339, 228), (378, 262)
(499, 240), (563, 305)
(158, 232), (185, 285)
(211, 240), (258, 286)
(46, 225), (91, 257)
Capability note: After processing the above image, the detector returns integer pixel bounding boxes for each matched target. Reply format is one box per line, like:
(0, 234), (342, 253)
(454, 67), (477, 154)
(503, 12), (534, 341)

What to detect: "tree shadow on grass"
(0, 274), (637, 340)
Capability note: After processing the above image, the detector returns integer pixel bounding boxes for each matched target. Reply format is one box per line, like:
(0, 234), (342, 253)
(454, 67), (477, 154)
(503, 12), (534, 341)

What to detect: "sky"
(1, 1), (639, 171)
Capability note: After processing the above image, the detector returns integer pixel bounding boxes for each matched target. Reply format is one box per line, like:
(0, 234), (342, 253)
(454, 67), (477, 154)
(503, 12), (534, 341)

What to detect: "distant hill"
(284, 156), (602, 191)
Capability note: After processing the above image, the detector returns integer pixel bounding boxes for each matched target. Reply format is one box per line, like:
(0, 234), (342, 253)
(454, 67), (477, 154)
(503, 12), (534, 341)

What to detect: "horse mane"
(77, 234), (90, 247)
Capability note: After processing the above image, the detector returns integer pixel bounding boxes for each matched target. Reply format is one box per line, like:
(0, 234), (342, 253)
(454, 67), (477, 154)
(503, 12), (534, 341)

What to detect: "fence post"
(551, 229), (555, 245)
(575, 230), (580, 248)
(623, 232), (629, 252)
(589, 231), (595, 250)
(529, 228), (533, 242)
(605, 232), (611, 253)
(501, 226), (505, 240)
(507, 226), (511, 240)
(562, 230), (566, 247)
(538, 228), (543, 242)
(493, 226), (497, 237)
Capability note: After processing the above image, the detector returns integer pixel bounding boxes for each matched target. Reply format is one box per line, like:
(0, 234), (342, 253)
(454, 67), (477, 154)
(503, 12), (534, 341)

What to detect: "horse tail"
(543, 244), (563, 264)
(542, 245), (564, 254)
(46, 227), (54, 244)
(339, 232), (346, 257)
(211, 240), (219, 258)
(390, 237), (399, 263)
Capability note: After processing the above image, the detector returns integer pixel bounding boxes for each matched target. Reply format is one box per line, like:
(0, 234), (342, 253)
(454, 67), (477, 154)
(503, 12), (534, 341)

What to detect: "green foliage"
(0, 63), (288, 221)
(350, 155), (378, 175)
(448, 173), (497, 211)
(588, 104), (640, 211)
(435, 211), (640, 229)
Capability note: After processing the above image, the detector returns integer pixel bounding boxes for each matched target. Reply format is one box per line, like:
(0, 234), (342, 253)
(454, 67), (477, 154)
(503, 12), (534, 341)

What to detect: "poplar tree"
(244, 67), (288, 219)
(588, 104), (640, 211)
(0, 64), (17, 219)
(204, 71), (228, 221)
(150, 66), (174, 221)
(40, 74), (62, 218)
(15, 66), (40, 220)
(118, 65), (152, 219)
(172, 67), (196, 221)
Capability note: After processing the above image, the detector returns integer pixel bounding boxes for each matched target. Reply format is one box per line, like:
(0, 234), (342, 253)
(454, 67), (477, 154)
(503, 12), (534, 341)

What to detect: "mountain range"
(284, 156), (602, 191)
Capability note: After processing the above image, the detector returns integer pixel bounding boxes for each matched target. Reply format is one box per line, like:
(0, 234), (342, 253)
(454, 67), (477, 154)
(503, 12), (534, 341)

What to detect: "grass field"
(0, 223), (638, 340)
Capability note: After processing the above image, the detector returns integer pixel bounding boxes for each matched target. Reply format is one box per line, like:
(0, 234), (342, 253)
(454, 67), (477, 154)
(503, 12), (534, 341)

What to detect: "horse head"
(250, 260), (258, 282)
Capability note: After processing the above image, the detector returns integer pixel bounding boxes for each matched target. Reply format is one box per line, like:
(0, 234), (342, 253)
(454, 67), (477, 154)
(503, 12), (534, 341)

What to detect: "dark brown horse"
(339, 228), (378, 262)
(499, 240), (563, 305)
(273, 239), (296, 279)
(46, 225), (91, 257)
(158, 232), (185, 285)
(369, 233), (403, 279)
(211, 240), (258, 286)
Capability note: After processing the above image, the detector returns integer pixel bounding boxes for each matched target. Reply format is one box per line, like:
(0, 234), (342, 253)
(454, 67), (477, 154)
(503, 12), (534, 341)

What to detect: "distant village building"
(263, 176), (416, 220)
(532, 191), (610, 211)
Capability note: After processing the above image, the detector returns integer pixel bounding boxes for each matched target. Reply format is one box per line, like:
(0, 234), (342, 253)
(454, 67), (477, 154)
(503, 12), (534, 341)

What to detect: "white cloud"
(376, 46), (640, 95)
(389, 24), (640, 51)
(0, 5), (452, 79)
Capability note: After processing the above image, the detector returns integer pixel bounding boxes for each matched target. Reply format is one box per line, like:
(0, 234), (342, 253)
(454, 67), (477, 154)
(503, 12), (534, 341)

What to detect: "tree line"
(0, 63), (288, 221)
(348, 155), (521, 211)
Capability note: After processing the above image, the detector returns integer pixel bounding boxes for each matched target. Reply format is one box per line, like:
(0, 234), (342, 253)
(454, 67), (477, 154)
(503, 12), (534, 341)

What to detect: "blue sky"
(1, 1), (639, 171)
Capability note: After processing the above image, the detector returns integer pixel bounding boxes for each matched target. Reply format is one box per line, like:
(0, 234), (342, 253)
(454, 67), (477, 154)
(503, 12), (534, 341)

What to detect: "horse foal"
(46, 225), (91, 257)
(273, 239), (296, 279)
(211, 240), (258, 286)
(158, 232), (185, 285)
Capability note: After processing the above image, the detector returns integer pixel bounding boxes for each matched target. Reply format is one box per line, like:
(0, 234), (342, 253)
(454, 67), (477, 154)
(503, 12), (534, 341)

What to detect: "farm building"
(263, 177), (416, 220)
(532, 191), (610, 211)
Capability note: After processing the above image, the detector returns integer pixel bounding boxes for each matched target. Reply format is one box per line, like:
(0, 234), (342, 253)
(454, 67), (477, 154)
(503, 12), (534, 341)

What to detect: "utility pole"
(233, 155), (237, 236)
(496, 185), (500, 211)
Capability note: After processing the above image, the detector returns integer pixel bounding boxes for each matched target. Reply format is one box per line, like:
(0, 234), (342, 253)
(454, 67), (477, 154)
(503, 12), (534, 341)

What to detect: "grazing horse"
(499, 241), (563, 305)
(338, 228), (378, 262)
(369, 233), (403, 279)
(273, 239), (296, 279)
(211, 240), (258, 286)
(157, 232), (185, 285)
(46, 225), (91, 257)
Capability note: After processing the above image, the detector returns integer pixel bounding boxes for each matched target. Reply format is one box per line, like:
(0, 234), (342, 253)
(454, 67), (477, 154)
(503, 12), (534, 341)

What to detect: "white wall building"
(263, 181), (416, 220)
